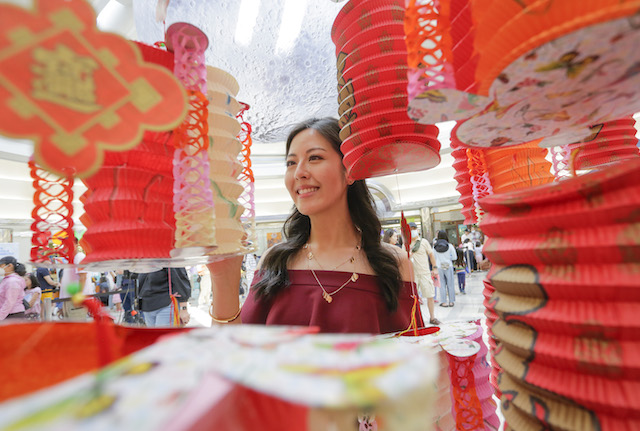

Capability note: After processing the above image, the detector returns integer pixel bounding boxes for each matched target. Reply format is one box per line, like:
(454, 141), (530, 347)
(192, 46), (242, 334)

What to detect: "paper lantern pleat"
(484, 139), (554, 194)
(81, 131), (176, 263)
(333, 0), (441, 179)
(450, 140), (478, 225)
(479, 158), (640, 430)
(569, 117), (640, 171)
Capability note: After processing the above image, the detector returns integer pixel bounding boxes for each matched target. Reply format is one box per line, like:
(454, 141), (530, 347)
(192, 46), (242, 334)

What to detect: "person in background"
(59, 239), (94, 320)
(463, 238), (476, 272)
(461, 228), (471, 245)
(138, 268), (191, 327)
(116, 270), (137, 323)
(24, 273), (42, 320)
(408, 222), (440, 325)
(454, 251), (466, 295)
(35, 266), (59, 295)
(97, 275), (110, 306)
(244, 253), (259, 290)
(433, 230), (457, 308)
(471, 226), (482, 243)
(382, 229), (398, 245)
(0, 256), (26, 320)
(197, 264), (211, 310)
(474, 240), (484, 267)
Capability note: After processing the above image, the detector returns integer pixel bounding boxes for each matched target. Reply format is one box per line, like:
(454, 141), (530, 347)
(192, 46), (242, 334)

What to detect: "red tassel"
(82, 297), (118, 367)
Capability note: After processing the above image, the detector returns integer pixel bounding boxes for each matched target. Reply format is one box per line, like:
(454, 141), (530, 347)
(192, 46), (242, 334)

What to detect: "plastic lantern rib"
(236, 102), (256, 251)
(332, 0), (441, 179)
(167, 24), (217, 253)
(29, 159), (75, 264)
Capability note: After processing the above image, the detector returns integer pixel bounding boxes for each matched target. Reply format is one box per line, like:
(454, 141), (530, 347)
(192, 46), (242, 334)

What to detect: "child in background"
(456, 265), (466, 294)
(455, 252), (466, 294)
(474, 241), (484, 269)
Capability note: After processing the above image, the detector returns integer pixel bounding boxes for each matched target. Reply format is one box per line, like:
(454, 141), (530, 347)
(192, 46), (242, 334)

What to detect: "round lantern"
(332, 0), (441, 179)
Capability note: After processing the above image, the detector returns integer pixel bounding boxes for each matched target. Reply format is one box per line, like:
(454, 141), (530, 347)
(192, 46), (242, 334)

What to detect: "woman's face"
(285, 128), (349, 217)
(390, 232), (398, 244)
(24, 275), (32, 288)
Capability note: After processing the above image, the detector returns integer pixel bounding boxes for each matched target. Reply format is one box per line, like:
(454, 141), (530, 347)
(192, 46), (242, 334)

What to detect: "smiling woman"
(207, 118), (424, 334)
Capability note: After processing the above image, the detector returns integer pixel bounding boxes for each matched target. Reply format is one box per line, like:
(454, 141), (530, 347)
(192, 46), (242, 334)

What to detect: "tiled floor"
(426, 270), (488, 324)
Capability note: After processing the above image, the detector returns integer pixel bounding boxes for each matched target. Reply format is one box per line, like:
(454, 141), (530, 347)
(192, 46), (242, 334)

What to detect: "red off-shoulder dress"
(241, 270), (423, 334)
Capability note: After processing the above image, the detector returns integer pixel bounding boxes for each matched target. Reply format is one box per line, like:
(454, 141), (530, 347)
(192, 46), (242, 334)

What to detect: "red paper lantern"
(450, 140), (477, 225)
(80, 45), (177, 264)
(333, 0), (441, 179)
(479, 158), (640, 430)
(569, 117), (640, 171)
(484, 139), (554, 194)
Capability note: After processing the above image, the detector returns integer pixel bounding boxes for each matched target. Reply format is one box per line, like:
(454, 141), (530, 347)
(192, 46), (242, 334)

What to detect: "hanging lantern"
(0, 0), (187, 177)
(332, 0), (441, 179)
(484, 139), (554, 194)
(569, 117), (640, 171)
(480, 158), (640, 430)
(205, 65), (246, 255)
(450, 140), (477, 225)
(167, 23), (217, 255)
(29, 159), (75, 264)
(79, 43), (179, 266)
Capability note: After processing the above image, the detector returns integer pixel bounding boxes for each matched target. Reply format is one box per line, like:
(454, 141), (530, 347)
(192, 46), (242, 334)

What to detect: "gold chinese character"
(31, 44), (101, 113)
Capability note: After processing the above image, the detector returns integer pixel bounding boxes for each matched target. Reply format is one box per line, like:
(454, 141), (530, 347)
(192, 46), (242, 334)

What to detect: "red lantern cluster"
(80, 44), (177, 264)
(332, 0), (441, 180)
(450, 141), (477, 225)
(569, 117), (640, 171)
(480, 158), (640, 430)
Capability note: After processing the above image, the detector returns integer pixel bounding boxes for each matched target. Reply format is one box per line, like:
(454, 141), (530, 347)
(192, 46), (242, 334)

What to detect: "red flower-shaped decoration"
(0, 0), (187, 177)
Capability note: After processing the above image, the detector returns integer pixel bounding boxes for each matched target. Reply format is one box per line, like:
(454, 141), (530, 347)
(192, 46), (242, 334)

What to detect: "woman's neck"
(306, 212), (360, 250)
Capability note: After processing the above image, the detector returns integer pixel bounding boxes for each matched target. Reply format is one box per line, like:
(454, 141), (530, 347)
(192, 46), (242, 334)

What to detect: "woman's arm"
(28, 289), (41, 308)
(43, 274), (58, 287)
(206, 247), (276, 325)
(449, 244), (458, 261)
(207, 255), (244, 325)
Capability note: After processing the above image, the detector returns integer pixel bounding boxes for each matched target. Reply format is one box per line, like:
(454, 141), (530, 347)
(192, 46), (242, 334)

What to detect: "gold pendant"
(351, 272), (359, 282)
(307, 252), (313, 260)
(322, 291), (333, 303)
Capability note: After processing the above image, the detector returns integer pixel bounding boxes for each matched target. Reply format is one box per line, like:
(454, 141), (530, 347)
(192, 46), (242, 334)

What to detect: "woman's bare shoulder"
(381, 242), (412, 281)
(256, 245), (276, 270)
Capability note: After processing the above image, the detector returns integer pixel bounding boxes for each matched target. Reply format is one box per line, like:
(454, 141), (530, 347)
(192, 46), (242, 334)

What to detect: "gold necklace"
(304, 243), (361, 303)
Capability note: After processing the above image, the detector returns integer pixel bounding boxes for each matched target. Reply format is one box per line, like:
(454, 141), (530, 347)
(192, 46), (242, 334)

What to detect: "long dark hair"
(25, 273), (39, 289)
(382, 229), (396, 244)
(252, 118), (404, 310)
(437, 230), (449, 242)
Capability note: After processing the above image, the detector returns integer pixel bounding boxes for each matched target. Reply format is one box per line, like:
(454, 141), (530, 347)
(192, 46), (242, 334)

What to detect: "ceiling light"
(234, 0), (261, 46)
(275, 0), (307, 55)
